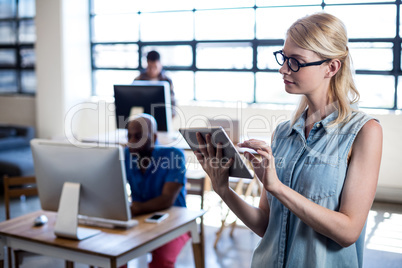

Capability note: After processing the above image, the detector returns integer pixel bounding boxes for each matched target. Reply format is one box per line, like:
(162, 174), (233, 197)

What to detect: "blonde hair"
(288, 12), (360, 126)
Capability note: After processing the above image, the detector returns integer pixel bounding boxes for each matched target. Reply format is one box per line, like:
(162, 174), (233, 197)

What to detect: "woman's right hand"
(193, 132), (234, 197)
(238, 139), (281, 193)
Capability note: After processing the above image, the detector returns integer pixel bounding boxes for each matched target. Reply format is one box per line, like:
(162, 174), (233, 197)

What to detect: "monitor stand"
(54, 182), (101, 240)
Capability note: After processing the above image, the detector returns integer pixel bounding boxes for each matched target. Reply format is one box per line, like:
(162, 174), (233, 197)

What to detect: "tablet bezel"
(179, 127), (253, 179)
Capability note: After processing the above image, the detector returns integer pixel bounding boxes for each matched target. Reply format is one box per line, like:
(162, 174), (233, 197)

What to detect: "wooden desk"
(0, 207), (205, 268)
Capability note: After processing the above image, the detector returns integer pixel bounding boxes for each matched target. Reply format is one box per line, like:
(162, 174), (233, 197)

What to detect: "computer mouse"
(33, 214), (48, 226)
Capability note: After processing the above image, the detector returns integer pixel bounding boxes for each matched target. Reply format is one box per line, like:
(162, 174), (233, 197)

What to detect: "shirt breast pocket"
(298, 155), (339, 201)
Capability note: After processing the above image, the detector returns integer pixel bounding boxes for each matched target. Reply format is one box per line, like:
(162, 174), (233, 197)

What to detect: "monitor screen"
(31, 139), (132, 239)
(114, 81), (172, 132)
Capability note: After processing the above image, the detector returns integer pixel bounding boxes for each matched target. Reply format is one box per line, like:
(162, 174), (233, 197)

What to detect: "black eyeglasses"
(273, 50), (329, 72)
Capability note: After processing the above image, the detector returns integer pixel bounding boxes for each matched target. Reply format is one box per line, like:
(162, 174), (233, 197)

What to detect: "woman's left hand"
(194, 132), (234, 197)
(238, 139), (281, 193)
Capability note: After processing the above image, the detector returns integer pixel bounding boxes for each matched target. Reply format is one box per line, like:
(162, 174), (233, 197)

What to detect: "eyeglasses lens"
(288, 58), (299, 72)
(276, 53), (285, 66)
(275, 52), (299, 72)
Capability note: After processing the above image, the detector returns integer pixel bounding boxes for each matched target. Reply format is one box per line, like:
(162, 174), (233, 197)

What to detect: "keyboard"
(78, 215), (138, 229)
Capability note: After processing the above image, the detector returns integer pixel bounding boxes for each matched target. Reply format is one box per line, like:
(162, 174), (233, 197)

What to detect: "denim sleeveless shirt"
(251, 110), (374, 268)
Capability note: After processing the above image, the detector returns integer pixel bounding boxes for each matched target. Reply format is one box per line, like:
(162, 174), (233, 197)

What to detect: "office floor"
(0, 192), (402, 268)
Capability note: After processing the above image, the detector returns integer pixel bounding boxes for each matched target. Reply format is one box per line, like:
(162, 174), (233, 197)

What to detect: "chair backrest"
(185, 170), (206, 210)
(3, 175), (38, 220)
(208, 118), (240, 143)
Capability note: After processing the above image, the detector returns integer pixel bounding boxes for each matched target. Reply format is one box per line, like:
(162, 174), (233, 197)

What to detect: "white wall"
(35, 0), (91, 139)
(69, 101), (294, 143)
(375, 113), (402, 202)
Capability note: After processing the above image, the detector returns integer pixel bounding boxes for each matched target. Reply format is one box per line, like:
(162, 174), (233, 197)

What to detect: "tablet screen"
(179, 127), (253, 179)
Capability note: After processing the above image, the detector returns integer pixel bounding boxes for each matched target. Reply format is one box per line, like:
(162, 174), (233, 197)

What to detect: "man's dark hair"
(146, 50), (160, 62)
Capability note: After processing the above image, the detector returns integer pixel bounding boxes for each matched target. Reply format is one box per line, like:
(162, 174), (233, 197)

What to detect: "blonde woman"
(195, 12), (382, 267)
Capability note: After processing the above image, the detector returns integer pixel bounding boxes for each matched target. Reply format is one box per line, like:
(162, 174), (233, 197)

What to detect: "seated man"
(123, 113), (189, 268)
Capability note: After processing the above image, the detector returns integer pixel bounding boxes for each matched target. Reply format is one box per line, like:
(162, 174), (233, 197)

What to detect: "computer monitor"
(114, 81), (172, 132)
(31, 139), (132, 240)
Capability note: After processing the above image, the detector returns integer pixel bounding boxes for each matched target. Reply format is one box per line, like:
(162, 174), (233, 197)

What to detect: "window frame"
(0, 0), (36, 96)
(89, 0), (402, 110)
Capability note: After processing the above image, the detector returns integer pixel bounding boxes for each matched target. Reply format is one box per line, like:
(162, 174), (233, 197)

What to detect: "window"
(196, 43), (253, 69)
(0, 0), (36, 94)
(90, 0), (401, 110)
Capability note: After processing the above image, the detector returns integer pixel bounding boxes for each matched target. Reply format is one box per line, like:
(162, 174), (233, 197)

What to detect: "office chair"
(186, 169), (206, 209)
(185, 169), (206, 267)
(213, 176), (262, 248)
(3, 175), (74, 268)
(213, 154), (262, 249)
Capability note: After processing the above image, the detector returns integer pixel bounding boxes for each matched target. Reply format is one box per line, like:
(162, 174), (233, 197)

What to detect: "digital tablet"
(179, 127), (253, 179)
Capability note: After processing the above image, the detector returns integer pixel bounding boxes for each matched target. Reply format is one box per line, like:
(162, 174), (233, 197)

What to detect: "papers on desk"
(80, 129), (128, 145)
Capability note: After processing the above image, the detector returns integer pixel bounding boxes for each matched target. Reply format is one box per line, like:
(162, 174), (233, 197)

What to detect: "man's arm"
(130, 182), (183, 216)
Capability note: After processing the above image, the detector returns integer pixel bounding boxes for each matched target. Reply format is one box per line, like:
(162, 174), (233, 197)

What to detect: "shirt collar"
(287, 109), (340, 137)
